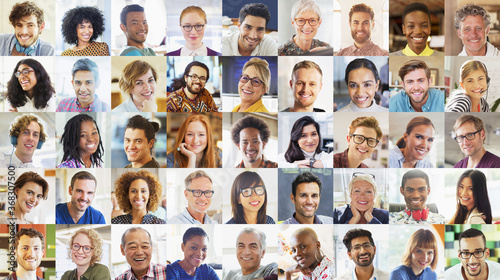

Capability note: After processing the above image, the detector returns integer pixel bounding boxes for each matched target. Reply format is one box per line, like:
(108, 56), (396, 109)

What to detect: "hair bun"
(150, 121), (160, 133)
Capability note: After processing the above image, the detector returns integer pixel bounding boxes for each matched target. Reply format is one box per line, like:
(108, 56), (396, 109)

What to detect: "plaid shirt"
(56, 95), (109, 112)
(333, 148), (368, 168)
(115, 264), (166, 280)
(235, 155), (278, 168)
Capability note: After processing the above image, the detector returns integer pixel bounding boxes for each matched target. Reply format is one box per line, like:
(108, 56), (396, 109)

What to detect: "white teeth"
(242, 257), (251, 260)
(356, 96), (368, 102)
(87, 143), (95, 148)
(142, 92), (152, 96)
(242, 89), (253, 94)
(461, 197), (470, 201)
(357, 148), (367, 153)
(358, 201), (368, 205)
(25, 144), (33, 148)
(415, 148), (426, 155)
(411, 200), (421, 204)
(134, 200), (145, 205)
(413, 37), (424, 41)
(249, 201), (260, 206)
(134, 258), (146, 261)
(300, 94), (311, 98)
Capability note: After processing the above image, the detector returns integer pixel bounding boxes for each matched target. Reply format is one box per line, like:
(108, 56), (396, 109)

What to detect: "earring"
(314, 247), (324, 263)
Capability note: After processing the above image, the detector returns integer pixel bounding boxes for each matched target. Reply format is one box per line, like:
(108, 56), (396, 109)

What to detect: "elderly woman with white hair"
(278, 0), (331, 55)
(333, 173), (389, 224)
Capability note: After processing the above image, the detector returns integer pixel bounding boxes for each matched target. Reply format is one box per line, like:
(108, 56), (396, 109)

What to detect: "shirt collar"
(76, 95), (101, 111)
(180, 44), (207, 56)
(402, 44), (434, 56)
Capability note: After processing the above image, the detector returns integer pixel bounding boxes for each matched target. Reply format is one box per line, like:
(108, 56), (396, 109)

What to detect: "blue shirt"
(56, 203), (106, 224)
(334, 204), (389, 224)
(166, 261), (219, 280)
(389, 88), (444, 112)
(390, 265), (437, 280)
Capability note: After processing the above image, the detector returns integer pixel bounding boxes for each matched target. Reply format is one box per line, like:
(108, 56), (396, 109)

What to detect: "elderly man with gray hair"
(224, 228), (277, 280)
(168, 170), (218, 224)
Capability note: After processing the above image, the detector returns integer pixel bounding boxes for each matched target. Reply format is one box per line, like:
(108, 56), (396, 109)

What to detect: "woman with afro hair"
(60, 6), (109, 56)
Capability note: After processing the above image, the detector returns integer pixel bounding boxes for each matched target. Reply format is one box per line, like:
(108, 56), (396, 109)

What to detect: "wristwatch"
(309, 158), (316, 168)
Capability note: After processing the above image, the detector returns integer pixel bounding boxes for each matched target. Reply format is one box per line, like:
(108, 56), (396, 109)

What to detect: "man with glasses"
(445, 228), (500, 279)
(166, 61), (218, 112)
(168, 170), (217, 224)
(334, 116), (382, 168)
(282, 60), (326, 112)
(5, 228), (46, 280)
(453, 114), (500, 168)
(336, 228), (389, 280)
(119, 4), (156, 56)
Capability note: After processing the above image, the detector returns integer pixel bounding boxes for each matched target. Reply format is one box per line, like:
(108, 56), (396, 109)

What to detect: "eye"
(416, 135), (424, 139)
(349, 83), (358, 89)
(202, 248), (208, 252)
(296, 82), (303, 86)
(428, 138), (434, 142)
(37, 195), (43, 199)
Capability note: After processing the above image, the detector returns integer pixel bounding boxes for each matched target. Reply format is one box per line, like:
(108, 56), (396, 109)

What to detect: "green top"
(61, 263), (111, 280)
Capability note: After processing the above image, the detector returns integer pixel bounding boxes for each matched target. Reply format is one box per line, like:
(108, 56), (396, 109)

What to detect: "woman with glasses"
(446, 60), (490, 112)
(278, 116), (332, 168)
(113, 60), (158, 112)
(389, 116), (435, 168)
(278, 0), (331, 56)
(6, 58), (56, 112)
(390, 229), (438, 280)
(166, 6), (221, 56)
(334, 173), (389, 224)
(232, 57), (270, 112)
(449, 170), (492, 224)
(226, 171), (275, 224)
(112, 170), (166, 224)
(62, 228), (111, 280)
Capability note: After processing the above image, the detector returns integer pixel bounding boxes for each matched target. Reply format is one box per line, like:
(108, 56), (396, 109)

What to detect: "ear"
(480, 129), (486, 141)
(485, 248), (490, 258)
(262, 141), (267, 150)
(319, 82), (323, 91)
(120, 24), (127, 33)
(15, 187), (19, 197)
(460, 81), (464, 90)
(371, 21), (375, 30)
(457, 29), (463, 40)
(120, 244), (125, 256)
(348, 251), (353, 260)
(237, 143), (241, 150)
(375, 80), (380, 92)
(290, 193), (295, 204)
(402, 24), (406, 35)
(428, 77), (432, 86)
(427, 186), (431, 195)
(318, 18), (322, 26)
(403, 132), (408, 143)
(346, 134), (351, 143)
(289, 79), (293, 89)
(237, 21), (241, 28)
(184, 189), (188, 199)
(457, 249), (462, 259)
(68, 185), (73, 196)
(148, 139), (155, 149)
(486, 25), (491, 36)
(400, 186), (404, 196)
(373, 244), (376, 255)
(261, 248), (266, 258)
(39, 22), (45, 33)
(181, 243), (185, 252)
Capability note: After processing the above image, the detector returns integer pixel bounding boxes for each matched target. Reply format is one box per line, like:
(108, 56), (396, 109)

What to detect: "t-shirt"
(454, 151), (500, 168)
(224, 262), (277, 280)
(167, 261), (220, 280)
(445, 260), (500, 279)
(55, 203), (106, 224)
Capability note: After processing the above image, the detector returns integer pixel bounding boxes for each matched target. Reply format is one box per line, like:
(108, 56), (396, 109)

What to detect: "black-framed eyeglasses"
(239, 75), (263, 87)
(454, 129), (481, 143)
(352, 172), (375, 180)
(294, 18), (320, 26)
(240, 186), (265, 197)
(72, 243), (93, 253)
(351, 242), (373, 252)
(349, 134), (379, 148)
(15, 69), (35, 78)
(459, 249), (486, 259)
(182, 24), (205, 32)
(186, 74), (207, 82)
(186, 189), (214, 198)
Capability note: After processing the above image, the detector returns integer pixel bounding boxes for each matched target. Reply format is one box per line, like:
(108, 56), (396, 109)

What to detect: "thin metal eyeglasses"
(186, 74), (207, 82)
(454, 129), (481, 143)
(15, 69), (35, 78)
(459, 249), (486, 259)
(294, 18), (319, 26)
(186, 189), (214, 198)
(72, 243), (93, 253)
(351, 243), (373, 252)
(239, 75), (263, 87)
(182, 24), (205, 32)
(349, 134), (379, 148)
(240, 186), (265, 197)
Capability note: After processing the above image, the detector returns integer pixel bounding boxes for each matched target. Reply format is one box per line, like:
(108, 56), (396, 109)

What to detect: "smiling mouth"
(245, 37), (259, 44)
(26, 202), (34, 209)
(86, 143), (96, 149)
(249, 201), (261, 206)
(411, 199), (422, 205)
(134, 257), (146, 262)
(357, 201), (368, 205)
(355, 96), (369, 103)
(468, 263), (480, 271)
(359, 254), (370, 261)
(461, 197), (470, 201)
(134, 200), (145, 206)
(357, 147), (368, 154)
(19, 35), (32, 42)
(245, 150), (257, 156)
(24, 144), (34, 148)
(411, 37), (426, 43)
(301, 29), (313, 35)
(142, 92), (153, 97)
(415, 147), (428, 156)
(196, 201), (208, 206)
(418, 260), (428, 266)
(303, 206), (315, 211)
(241, 89), (254, 95)
(241, 257), (253, 261)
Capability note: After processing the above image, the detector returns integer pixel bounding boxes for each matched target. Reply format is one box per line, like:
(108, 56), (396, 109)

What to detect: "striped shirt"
(445, 90), (490, 112)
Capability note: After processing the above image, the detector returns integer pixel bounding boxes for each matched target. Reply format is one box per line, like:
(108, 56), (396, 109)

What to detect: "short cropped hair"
(398, 60), (430, 81)
(119, 60), (158, 98)
(9, 1), (44, 27)
(120, 4), (144, 26)
(401, 169), (430, 189)
(184, 170), (212, 189)
(237, 228), (266, 250)
(402, 2), (430, 23)
(342, 228), (374, 251)
(15, 228), (45, 249)
(72, 58), (100, 85)
(291, 60), (323, 80)
(349, 3), (374, 21)
(121, 227), (152, 248)
(453, 114), (484, 133)
(183, 227), (208, 244)
(9, 114), (48, 143)
(454, 4), (490, 30)
(231, 115), (271, 145)
(291, 171), (322, 196)
(459, 228), (486, 250)
(15, 171), (49, 199)
(239, 3), (271, 26)
(70, 171), (97, 190)
(348, 116), (383, 140)
(348, 174), (377, 198)
(291, 0), (321, 20)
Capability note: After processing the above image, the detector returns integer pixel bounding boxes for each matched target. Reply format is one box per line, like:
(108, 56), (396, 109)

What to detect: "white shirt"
(277, 150), (333, 168)
(335, 267), (389, 280)
(445, 260), (500, 279)
(7, 95), (56, 112)
(180, 44), (208, 56)
(222, 31), (278, 56)
(0, 152), (35, 168)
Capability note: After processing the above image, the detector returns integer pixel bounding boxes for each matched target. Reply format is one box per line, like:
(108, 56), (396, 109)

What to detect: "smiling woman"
(232, 57), (271, 112)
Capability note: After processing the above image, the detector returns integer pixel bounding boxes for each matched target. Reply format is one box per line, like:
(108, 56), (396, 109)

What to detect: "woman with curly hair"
(61, 6), (109, 56)
(6, 59), (56, 112)
(112, 170), (166, 224)
(62, 228), (111, 280)
(58, 114), (104, 168)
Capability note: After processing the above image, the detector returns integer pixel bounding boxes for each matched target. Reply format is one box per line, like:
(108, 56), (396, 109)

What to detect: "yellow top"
(232, 98), (269, 112)
(402, 44), (434, 56)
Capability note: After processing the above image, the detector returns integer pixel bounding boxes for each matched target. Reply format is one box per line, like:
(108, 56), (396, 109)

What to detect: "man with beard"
(389, 60), (444, 112)
(336, 4), (388, 56)
(5, 228), (45, 280)
(166, 61), (218, 112)
(335, 228), (389, 280)
(0, 1), (54, 56)
(283, 171), (333, 224)
(231, 115), (277, 168)
(282, 61), (325, 112)
(55, 171), (105, 224)
(445, 228), (500, 280)
(119, 4), (156, 56)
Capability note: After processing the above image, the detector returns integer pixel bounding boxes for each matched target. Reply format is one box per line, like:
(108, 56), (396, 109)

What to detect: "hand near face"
(349, 203), (361, 224)
(363, 204), (374, 223)
(285, 264), (313, 279)
(309, 46), (328, 53)
(293, 159), (324, 168)
(178, 143), (197, 168)
(138, 99), (157, 112)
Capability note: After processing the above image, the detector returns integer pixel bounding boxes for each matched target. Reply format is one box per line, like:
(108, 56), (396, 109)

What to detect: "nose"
(243, 246), (251, 254)
(305, 196), (313, 204)
(249, 28), (257, 38)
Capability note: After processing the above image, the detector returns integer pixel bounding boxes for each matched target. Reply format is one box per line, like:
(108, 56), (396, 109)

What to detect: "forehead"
(351, 12), (372, 21)
(130, 179), (148, 189)
(352, 126), (377, 138)
(18, 64), (33, 71)
(186, 235), (209, 245)
(124, 229), (150, 244)
(126, 11), (146, 22)
(73, 179), (96, 191)
(25, 121), (41, 132)
(404, 10), (430, 23)
(409, 124), (434, 135)
(240, 127), (261, 139)
(186, 121), (206, 132)
(181, 12), (205, 23)
(73, 233), (91, 245)
(460, 236), (485, 250)
(302, 123), (317, 133)
(404, 69), (427, 81)
(21, 181), (43, 192)
(296, 10), (319, 18)
(290, 232), (312, 245)
(73, 70), (96, 82)
(351, 236), (370, 246)
(404, 177), (428, 189)
(136, 70), (154, 80)
(242, 65), (260, 78)
(125, 128), (147, 139)
(297, 182), (320, 192)
(16, 15), (39, 25)
(293, 68), (322, 81)
(457, 121), (478, 133)
(187, 66), (207, 77)
(241, 15), (266, 27)
(352, 180), (374, 190)
(18, 235), (42, 247)
(189, 176), (212, 190)
(461, 15), (486, 27)
(238, 232), (261, 245)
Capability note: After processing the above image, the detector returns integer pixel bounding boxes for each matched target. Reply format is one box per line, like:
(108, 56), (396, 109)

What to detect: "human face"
(15, 182), (43, 214)
(458, 177), (475, 211)
(124, 128), (153, 164)
(238, 15), (266, 53)
(72, 70), (97, 108)
(238, 65), (266, 106)
(14, 15), (44, 48)
(181, 235), (208, 269)
(71, 233), (93, 269)
(403, 124), (434, 161)
(460, 69), (488, 101)
(459, 236), (489, 278)
(121, 12), (148, 45)
(129, 179), (149, 212)
(347, 126), (378, 162)
(290, 68), (322, 109)
(292, 182), (320, 219)
(237, 232), (264, 274)
(238, 127), (266, 164)
(16, 121), (41, 159)
(348, 236), (376, 268)
(185, 176), (213, 214)
(402, 11), (430, 53)
(290, 232), (319, 269)
(411, 247), (434, 275)
(350, 12), (374, 44)
(131, 70), (156, 106)
(69, 179), (96, 213)
(184, 121), (208, 156)
(347, 68), (379, 108)
(17, 64), (37, 94)
(16, 235), (44, 272)
(120, 229), (152, 278)
(401, 177), (429, 211)
(350, 180), (375, 212)
(239, 181), (265, 216)
(457, 15), (489, 54)
(78, 121), (99, 158)
(293, 10), (321, 42)
(181, 12), (205, 48)
(76, 20), (93, 45)
(184, 66), (207, 95)
(455, 122), (485, 158)
(402, 69), (430, 107)
(297, 124), (319, 153)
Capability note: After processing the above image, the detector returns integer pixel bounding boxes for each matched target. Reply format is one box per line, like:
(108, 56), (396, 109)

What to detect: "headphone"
(14, 40), (36, 56)
(10, 135), (43, 149)
(405, 207), (429, 221)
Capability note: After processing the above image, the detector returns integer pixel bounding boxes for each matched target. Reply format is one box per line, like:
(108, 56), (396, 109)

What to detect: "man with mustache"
(0, 1), (54, 56)
(336, 4), (388, 56)
(282, 61), (326, 112)
(4, 228), (46, 280)
(166, 61), (218, 112)
(336, 228), (389, 280)
(119, 4), (156, 56)
(55, 171), (105, 224)
(389, 60), (444, 112)
(57, 58), (109, 112)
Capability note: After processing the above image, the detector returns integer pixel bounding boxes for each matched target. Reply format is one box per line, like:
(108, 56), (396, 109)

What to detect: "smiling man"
(55, 171), (105, 224)
(123, 115), (160, 168)
(282, 61), (325, 112)
(169, 171), (218, 224)
(4, 228), (46, 280)
(222, 3), (277, 56)
(390, 60), (444, 112)
(0, 1), (54, 56)
(119, 4), (156, 56)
